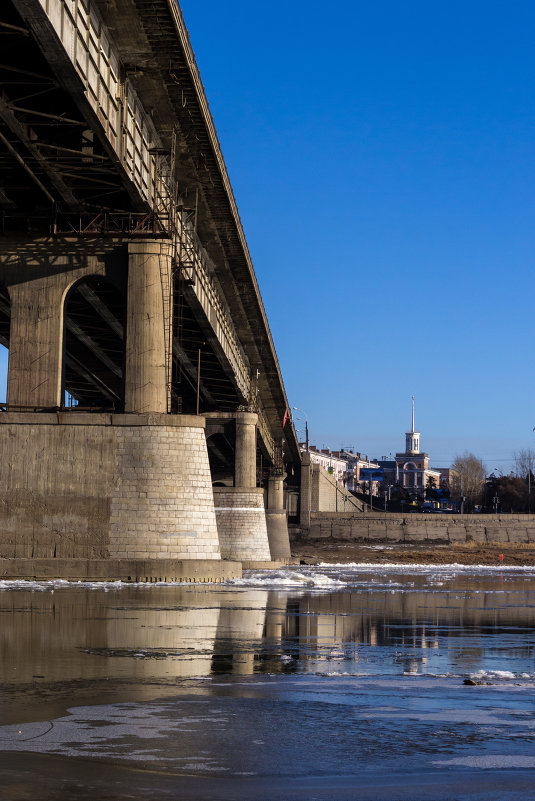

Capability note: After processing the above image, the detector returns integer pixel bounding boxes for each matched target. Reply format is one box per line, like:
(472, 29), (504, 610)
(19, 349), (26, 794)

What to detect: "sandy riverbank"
(291, 540), (535, 566)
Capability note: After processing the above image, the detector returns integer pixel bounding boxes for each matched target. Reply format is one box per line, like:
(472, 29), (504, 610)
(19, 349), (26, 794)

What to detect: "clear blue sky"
(2, 1), (533, 473)
(178, 0), (535, 472)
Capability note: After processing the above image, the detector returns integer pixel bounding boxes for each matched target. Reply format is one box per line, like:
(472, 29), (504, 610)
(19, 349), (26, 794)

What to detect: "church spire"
(405, 395), (420, 454)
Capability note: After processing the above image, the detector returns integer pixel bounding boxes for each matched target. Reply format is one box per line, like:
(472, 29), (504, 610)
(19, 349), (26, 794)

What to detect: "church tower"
(405, 396), (420, 454)
(395, 396), (440, 496)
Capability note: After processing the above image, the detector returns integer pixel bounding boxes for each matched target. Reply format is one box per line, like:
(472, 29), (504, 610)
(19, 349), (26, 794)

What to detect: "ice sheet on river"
(2, 559), (535, 593)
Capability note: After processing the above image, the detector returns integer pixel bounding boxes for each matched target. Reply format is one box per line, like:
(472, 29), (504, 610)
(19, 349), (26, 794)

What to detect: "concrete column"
(267, 472), (284, 510)
(266, 472), (291, 560)
(234, 411), (258, 487)
(7, 278), (64, 408)
(300, 450), (312, 528)
(125, 240), (172, 413)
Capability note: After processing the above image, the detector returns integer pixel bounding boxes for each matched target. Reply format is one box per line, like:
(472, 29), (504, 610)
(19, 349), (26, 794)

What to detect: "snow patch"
(469, 670), (518, 681)
(226, 570), (346, 589)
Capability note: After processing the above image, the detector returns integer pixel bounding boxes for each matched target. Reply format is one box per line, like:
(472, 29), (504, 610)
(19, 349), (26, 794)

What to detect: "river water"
(2, 561), (535, 800)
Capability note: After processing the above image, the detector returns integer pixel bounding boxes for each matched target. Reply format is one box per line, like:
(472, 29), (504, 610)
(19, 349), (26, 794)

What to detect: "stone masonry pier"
(0, 412), (243, 582)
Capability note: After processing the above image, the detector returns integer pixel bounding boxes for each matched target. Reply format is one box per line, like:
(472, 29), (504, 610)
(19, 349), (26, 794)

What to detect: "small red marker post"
(499, 553), (504, 562)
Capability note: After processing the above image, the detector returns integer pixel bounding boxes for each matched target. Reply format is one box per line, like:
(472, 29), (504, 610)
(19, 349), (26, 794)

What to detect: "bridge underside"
(0, 0), (298, 460)
(0, 0), (300, 572)
(0, 16), (243, 415)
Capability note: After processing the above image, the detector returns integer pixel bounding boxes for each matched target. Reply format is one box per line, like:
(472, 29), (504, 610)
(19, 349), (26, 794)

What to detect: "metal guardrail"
(255, 401), (276, 463)
(38, 0), (167, 213)
(183, 221), (251, 401)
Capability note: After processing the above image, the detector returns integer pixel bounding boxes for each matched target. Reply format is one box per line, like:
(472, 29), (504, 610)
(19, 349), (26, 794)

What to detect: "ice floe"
(434, 755), (535, 769)
(316, 562), (535, 573)
(226, 570), (346, 589)
(469, 670), (521, 681)
(0, 579), (130, 592)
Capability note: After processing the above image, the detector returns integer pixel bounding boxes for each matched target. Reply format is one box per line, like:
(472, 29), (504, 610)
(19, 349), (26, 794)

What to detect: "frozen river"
(2, 562), (535, 800)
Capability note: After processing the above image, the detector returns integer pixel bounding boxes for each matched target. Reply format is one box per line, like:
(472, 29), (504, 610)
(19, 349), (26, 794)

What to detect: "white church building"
(394, 397), (441, 494)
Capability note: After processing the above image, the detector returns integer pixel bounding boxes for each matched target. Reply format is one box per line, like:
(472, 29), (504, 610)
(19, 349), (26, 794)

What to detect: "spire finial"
(411, 395), (415, 433)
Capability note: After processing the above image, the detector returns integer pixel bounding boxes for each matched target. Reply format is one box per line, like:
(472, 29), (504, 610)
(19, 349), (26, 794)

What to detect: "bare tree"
(512, 449), (535, 479)
(450, 452), (486, 508)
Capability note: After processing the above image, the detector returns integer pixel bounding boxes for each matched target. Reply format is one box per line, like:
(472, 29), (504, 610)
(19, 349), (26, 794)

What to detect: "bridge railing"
(255, 402), (276, 463)
(179, 216), (251, 401)
(39, 0), (167, 211)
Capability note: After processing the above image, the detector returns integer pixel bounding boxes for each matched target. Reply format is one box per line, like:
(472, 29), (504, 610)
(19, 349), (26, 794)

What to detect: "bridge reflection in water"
(2, 572), (535, 706)
(2, 571), (535, 801)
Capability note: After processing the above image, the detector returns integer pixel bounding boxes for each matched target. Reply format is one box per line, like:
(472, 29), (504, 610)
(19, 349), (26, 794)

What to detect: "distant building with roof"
(300, 445), (379, 492)
(393, 397), (441, 496)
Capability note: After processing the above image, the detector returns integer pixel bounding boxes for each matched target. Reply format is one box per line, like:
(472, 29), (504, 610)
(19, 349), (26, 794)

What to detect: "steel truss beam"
(0, 95), (81, 208)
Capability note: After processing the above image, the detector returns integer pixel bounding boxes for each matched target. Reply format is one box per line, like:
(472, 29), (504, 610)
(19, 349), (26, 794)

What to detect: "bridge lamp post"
(292, 406), (308, 451)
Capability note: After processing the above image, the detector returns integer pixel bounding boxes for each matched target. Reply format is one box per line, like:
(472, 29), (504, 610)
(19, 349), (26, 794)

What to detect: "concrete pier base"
(266, 474), (291, 560)
(0, 558), (241, 583)
(211, 411), (273, 562)
(0, 412), (222, 563)
(265, 511), (292, 559)
(213, 487), (272, 562)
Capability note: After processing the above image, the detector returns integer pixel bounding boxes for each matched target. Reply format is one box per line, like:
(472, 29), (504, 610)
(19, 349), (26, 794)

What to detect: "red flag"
(282, 408), (288, 428)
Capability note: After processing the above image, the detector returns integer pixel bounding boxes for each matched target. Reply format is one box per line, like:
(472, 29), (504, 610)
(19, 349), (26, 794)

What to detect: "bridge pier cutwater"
(0, 0), (300, 580)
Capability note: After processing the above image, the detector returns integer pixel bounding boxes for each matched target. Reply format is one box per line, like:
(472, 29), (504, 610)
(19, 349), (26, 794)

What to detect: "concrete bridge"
(0, 0), (300, 580)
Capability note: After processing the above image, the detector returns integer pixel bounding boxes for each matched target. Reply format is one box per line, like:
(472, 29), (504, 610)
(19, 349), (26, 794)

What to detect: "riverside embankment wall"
(303, 512), (535, 544)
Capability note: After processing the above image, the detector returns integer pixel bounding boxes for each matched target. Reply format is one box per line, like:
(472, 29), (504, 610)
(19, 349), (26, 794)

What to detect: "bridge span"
(0, 0), (300, 579)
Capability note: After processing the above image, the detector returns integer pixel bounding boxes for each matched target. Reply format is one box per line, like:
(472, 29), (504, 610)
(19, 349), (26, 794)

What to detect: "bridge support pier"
(266, 473), (291, 560)
(6, 276), (64, 409)
(0, 238), (243, 580)
(300, 450), (312, 528)
(213, 412), (272, 563)
(0, 412), (236, 580)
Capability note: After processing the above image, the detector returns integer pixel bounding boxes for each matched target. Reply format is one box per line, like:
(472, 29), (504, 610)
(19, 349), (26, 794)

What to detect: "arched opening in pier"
(0, 283), (10, 403)
(62, 277), (125, 411)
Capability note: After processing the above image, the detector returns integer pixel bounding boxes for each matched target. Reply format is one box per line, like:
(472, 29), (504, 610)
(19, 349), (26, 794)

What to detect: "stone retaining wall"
(303, 512), (535, 544)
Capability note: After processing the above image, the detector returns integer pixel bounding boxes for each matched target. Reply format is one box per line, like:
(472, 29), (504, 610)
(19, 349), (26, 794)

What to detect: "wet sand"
(2, 752), (533, 801)
(291, 540), (535, 566)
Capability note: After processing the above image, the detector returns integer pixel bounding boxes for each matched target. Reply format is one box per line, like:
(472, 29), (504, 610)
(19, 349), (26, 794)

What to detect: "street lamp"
(292, 406), (309, 451)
